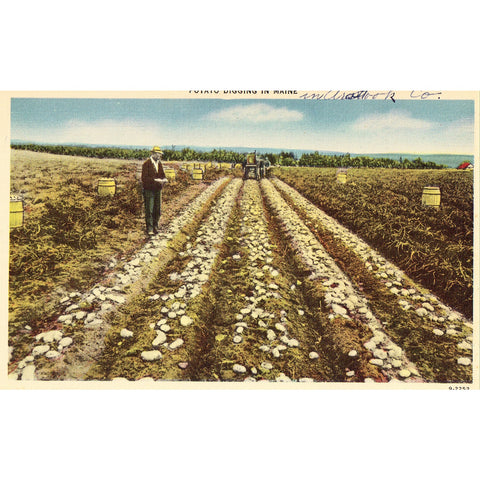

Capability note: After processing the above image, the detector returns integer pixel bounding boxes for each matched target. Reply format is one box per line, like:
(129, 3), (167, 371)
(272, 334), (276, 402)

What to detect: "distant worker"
(257, 157), (265, 178)
(141, 146), (168, 235)
(264, 159), (271, 178)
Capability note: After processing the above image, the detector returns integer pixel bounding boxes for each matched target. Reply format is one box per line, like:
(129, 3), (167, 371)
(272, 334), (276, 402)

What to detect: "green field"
(273, 167), (473, 318)
(8, 151), (473, 383)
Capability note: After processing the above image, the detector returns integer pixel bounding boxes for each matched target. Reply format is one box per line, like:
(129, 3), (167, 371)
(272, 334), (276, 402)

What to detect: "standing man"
(142, 146), (168, 235)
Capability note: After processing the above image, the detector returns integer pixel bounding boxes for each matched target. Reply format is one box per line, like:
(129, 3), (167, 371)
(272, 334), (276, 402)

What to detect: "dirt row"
(10, 177), (231, 380)
(88, 178), (376, 382)
(11, 175), (473, 384)
(271, 178), (473, 383)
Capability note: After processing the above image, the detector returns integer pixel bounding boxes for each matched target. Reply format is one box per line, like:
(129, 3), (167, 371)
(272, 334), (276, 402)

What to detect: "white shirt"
(150, 156), (159, 173)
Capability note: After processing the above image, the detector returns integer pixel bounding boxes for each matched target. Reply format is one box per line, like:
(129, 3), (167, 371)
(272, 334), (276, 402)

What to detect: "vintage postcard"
(1, 90), (478, 389)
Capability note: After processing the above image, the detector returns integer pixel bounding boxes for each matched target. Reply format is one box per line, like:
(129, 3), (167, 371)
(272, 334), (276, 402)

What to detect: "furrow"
(272, 178), (473, 372)
(261, 178), (422, 383)
(221, 179), (306, 382)
(108, 178), (243, 380)
(12, 177), (232, 380)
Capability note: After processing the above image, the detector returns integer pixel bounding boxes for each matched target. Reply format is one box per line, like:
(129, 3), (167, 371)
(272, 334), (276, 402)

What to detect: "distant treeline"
(11, 144), (245, 163)
(11, 144), (446, 169)
(278, 151), (446, 169)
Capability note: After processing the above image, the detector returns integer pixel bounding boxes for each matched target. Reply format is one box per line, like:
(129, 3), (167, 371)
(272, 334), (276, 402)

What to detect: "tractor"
(242, 152), (270, 180)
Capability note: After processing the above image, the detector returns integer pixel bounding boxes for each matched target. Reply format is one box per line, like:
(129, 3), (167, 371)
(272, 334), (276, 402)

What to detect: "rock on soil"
(152, 331), (167, 346)
(58, 337), (73, 350)
(180, 315), (194, 327)
(267, 330), (276, 341)
(141, 351), (162, 361)
(373, 349), (388, 360)
(233, 364), (247, 373)
(36, 330), (63, 343)
(32, 345), (50, 357)
(457, 341), (472, 350)
(332, 304), (347, 316)
(169, 339), (184, 350)
(45, 351), (61, 359)
(120, 328), (134, 338)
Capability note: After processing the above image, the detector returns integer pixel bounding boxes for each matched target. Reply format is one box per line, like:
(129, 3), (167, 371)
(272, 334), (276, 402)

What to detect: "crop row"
(85, 178), (387, 383)
(8, 150), (221, 366)
(10, 177), (232, 380)
(87, 178), (244, 381)
(273, 167), (473, 318)
(261, 179), (424, 382)
(9, 156), (473, 383)
(271, 178), (473, 382)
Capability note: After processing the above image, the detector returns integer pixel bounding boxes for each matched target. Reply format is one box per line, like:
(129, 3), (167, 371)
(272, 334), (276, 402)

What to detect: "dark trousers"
(143, 189), (162, 232)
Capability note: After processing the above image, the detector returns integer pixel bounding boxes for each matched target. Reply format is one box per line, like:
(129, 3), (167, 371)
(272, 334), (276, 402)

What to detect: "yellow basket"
(97, 178), (116, 196)
(164, 169), (176, 181)
(422, 186), (441, 207)
(10, 197), (24, 228)
(337, 172), (347, 184)
(192, 168), (204, 180)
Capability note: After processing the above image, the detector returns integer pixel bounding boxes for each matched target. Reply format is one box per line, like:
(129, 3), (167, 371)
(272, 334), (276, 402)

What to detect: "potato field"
(8, 151), (474, 385)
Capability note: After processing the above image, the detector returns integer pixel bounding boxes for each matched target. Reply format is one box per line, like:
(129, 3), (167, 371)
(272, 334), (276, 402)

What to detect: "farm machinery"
(242, 152), (270, 180)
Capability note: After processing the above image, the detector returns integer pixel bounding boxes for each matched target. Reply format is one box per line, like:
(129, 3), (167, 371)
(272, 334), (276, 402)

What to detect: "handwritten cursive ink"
(410, 90), (442, 100)
(299, 90), (396, 102)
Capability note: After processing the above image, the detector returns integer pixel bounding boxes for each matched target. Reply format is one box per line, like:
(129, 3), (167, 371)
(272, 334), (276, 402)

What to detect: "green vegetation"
(11, 143), (245, 164)
(274, 167), (473, 318)
(11, 144), (446, 169)
(87, 179), (232, 381)
(8, 150), (214, 364)
(9, 152), (143, 342)
(276, 193), (471, 382)
(9, 147), (471, 383)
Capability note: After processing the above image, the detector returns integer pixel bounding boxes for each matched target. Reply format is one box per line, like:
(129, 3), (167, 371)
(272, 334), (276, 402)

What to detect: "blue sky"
(10, 98), (475, 154)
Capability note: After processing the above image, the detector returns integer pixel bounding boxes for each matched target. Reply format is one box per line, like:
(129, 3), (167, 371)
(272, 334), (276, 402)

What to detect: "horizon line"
(10, 140), (473, 157)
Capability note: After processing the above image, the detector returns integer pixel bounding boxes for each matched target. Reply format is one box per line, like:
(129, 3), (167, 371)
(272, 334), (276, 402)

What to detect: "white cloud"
(205, 103), (303, 123)
(16, 119), (169, 146)
(61, 119), (165, 145)
(442, 117), (474, 137)
(13, 111), (473, 155)
(351, 111), (434, 131)
(346, 113), (474, 154)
